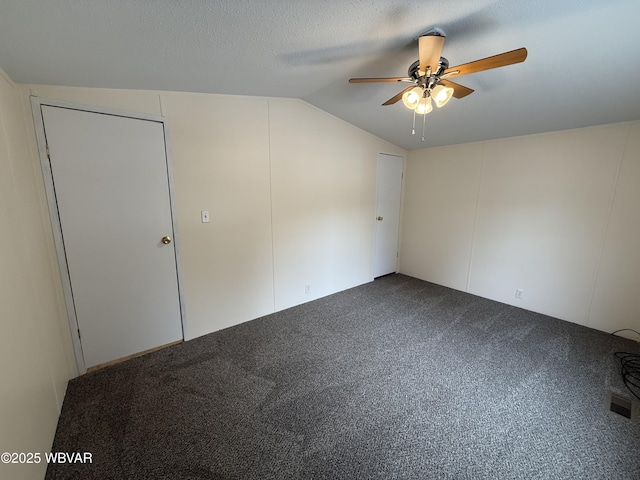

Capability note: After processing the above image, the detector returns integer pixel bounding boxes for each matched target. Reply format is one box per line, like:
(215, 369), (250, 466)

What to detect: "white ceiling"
(1, 0), (639, 150)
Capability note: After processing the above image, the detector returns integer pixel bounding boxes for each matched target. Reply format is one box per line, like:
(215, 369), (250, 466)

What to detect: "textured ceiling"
(1, 0), (639, 150)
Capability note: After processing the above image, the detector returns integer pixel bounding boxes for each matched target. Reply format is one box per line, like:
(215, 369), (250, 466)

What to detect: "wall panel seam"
(465, 142), (486, 292)
(267, 100), (277, 313)
(158, 94), (165, 117)
(584, 124), (631, 327)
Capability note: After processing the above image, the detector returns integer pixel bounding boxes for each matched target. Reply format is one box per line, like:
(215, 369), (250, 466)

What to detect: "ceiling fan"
(349, 28), (527, 139)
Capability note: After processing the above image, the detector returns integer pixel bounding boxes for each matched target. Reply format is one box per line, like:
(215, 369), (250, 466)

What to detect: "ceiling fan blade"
(439, 79), (474, 99)
(443, 47), (527, 78)
(349, 77), (410, 83)
(419, 35), (445, 74)
(382, 86), (415, 106)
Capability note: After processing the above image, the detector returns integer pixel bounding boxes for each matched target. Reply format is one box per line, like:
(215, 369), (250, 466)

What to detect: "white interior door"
(40, 105), (183, 369)
(373, 153), (404, 277)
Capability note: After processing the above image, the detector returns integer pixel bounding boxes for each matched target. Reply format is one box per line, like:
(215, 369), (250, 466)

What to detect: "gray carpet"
(46, 274), (640, 479)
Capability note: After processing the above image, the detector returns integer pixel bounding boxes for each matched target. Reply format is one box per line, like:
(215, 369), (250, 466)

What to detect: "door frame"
(30, 97), (187, 375)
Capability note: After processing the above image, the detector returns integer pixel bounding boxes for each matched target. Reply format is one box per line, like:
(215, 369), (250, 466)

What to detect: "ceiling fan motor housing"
(420, 27), (446, 38)
(408, 57), (449, 81)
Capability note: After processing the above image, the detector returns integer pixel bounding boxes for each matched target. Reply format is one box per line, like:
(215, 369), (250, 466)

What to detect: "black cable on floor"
(614, 352), (640, 400)
(610, 328), (640, 338)
(610, 330), (640, 400)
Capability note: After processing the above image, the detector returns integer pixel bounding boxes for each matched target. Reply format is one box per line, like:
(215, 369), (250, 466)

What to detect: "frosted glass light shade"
(415, 96), (433, 115)
(432, 84), (454, 108)
(402, 87), (423, 109)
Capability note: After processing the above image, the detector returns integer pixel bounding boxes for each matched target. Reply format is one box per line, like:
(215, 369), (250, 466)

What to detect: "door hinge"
(77, 329), (81, 340)
(45, 144), (50, 158)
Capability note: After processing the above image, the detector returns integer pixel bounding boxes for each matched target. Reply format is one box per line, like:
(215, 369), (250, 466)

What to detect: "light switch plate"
(201, 210), (210, 223)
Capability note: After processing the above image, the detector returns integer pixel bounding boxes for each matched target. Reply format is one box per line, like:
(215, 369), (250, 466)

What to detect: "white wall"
(401, 122), (640, 335)
(20, 84), (404, 340)
(400, 143), (483, 291)
(270, 100), (394, 309)
(588, 123), (640, 333)
(161, 93), (275, 338)
(0, 70), (75, 480)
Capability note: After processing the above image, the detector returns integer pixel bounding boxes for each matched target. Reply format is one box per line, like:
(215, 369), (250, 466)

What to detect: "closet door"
(41, 104), (183, 369)
(373, 153), (403, 277)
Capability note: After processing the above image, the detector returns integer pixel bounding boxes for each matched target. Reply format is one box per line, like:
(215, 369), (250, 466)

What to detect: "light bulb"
(432, 84), (454, 108)
(402, 87), (423, 110)
(415, 96), (433, 115)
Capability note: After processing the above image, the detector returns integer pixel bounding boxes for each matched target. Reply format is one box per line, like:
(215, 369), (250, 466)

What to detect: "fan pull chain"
(411, 109), (416, 135)
(421, 111), (426, 141)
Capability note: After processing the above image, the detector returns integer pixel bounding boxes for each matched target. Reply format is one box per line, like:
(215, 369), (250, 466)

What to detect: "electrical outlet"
(515, 288), (524, 299)
(305, 285), (311, 294)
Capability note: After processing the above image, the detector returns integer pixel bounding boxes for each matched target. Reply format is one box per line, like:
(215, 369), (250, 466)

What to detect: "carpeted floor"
(46, 274), (640, 479)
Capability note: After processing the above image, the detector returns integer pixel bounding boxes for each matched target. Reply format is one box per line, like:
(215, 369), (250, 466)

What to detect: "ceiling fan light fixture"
(415, 95), (433, 115)
(432, 84), (454, 108)
(348, 30), (528, 140)
(402, 86), (423, 109)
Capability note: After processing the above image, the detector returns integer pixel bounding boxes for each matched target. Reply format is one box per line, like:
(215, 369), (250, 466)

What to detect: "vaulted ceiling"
(1, 0), (639, 150)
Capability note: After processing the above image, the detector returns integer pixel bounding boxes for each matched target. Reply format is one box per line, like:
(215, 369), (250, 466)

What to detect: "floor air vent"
(609, 393), (634, 419)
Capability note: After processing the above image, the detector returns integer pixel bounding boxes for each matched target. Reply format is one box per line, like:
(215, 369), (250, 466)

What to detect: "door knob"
(161, 236), (172, 244)
(377, 216), (383, 221)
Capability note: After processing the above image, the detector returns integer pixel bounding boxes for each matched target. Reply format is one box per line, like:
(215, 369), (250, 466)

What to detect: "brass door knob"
(161, 236), (172, 244)
(377, 216), (383, 221)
